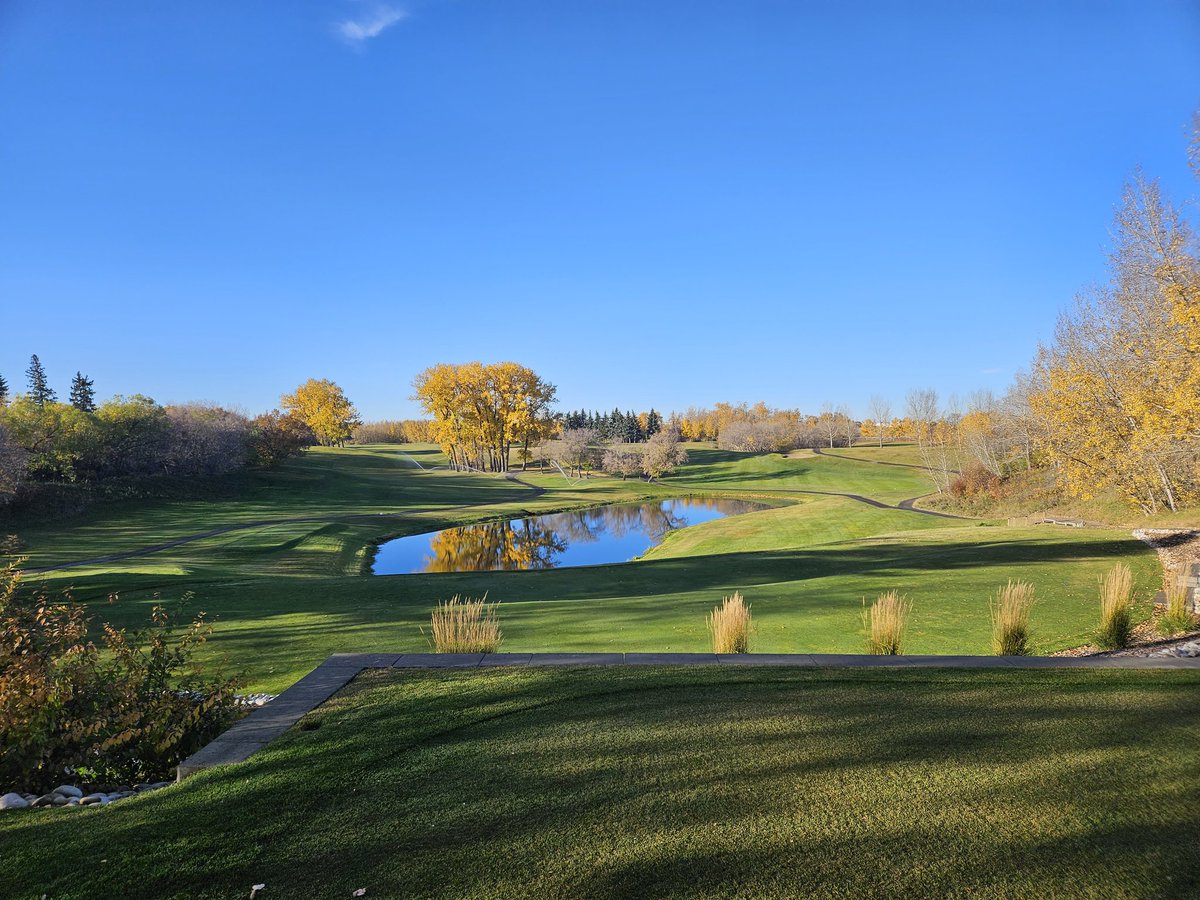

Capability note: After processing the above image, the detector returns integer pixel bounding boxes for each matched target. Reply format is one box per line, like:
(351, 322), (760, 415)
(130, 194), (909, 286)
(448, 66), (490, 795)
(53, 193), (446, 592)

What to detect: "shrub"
(428, 595), (502, 653)
(708, 592), (751, 653)
(990, 580), (1035, 655)
(0, 557), (242, 793)
(1158, 579), (1196, 636)
(864, 590), (910, 655)
(949, 462), (1006, 500)
(1097, 563), (1135, 650)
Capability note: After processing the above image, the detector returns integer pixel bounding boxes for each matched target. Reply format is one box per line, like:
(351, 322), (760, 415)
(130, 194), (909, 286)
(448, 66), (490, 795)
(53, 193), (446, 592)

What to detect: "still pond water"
(371, 497), (769, 574)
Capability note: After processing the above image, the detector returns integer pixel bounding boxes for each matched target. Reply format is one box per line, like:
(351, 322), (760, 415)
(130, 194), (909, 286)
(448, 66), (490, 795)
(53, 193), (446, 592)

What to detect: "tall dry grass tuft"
(709, 592), (751, 654)
(864, 590), (910, 655)
(427, 594), (502, 653)
(1097, 563), (1134, 650)
(990, 580), (1035, 656)
(1158, 578), (1196, 636)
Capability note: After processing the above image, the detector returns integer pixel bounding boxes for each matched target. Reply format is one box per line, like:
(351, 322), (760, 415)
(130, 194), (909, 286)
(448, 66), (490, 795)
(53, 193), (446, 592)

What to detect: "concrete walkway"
(176, 650), (1200, 780)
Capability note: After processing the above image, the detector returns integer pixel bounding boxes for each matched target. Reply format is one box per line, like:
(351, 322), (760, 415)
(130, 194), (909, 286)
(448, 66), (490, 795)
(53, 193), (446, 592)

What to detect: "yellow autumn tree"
(1030, 175), (1200, 514)
(412, 362), (557, 472)
(280, 379), (360, 447)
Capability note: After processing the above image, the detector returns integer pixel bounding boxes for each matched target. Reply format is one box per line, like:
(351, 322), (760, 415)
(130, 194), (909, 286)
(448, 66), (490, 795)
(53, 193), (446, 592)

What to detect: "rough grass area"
(1, 666), (1198, 898)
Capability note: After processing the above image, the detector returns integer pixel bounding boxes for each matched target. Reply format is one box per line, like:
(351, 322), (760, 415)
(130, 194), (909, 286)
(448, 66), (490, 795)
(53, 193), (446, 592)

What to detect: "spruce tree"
(25, 354), (55, 406)
(69, 371), (97, 412)
(647, 409), (663, 436)
(0, 373), (8, 407)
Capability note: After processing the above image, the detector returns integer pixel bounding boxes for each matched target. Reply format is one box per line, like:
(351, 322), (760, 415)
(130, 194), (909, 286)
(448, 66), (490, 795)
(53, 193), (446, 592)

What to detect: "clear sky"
(2, 1), (1198, 421)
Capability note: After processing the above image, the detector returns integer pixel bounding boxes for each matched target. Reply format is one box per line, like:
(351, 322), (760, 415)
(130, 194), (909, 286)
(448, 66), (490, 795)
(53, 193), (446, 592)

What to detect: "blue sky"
(2, 1), (1198, 420)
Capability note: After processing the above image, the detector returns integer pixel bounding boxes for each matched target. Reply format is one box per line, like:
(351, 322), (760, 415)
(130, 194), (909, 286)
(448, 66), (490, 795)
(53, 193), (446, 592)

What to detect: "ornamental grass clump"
(428, 595), (502, 653)
(990, 580), (1035, 656)
(1158, 579), (1196, 636)
(708, 592), (751, 654)
(1097, 563), (1134, 650)
(864, 590), (910, 655)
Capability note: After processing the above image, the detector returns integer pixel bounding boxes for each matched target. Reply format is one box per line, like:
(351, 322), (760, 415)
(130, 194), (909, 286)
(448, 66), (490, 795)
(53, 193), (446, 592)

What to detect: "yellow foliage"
(281, 378), (360, 447)
(412, 362), (556, 472)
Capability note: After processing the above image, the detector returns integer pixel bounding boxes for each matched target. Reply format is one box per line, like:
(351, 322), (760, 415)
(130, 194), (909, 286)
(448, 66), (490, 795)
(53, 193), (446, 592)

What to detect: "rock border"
(174, 650), (1200, 780)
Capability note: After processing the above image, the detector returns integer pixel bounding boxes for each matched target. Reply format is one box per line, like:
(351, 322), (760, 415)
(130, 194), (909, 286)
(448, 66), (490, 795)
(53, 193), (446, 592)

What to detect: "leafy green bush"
(0, 556), (242, 792)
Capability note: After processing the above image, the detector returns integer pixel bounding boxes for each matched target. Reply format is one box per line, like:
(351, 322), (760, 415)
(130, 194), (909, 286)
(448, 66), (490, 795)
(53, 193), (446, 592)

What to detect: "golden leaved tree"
(280, 378), (360, 447)
(412, 362), (557, 472)
(1030, 176), (1200, 514)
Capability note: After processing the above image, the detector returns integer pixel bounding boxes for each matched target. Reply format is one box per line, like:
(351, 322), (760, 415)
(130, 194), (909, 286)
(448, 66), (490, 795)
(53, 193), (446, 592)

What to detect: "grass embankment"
(3, 445), (1161, 693)
(2, 666), (1198, 898)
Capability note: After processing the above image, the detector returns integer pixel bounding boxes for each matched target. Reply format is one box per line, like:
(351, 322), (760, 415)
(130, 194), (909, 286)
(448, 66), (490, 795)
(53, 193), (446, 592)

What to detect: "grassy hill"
(2, 666), (1197, 898)
(3, 444), (1161, 693)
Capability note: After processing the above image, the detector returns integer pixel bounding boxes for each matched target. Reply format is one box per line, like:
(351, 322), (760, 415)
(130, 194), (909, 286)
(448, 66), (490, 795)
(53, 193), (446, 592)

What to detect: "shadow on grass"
(4, 668), (1197, 897)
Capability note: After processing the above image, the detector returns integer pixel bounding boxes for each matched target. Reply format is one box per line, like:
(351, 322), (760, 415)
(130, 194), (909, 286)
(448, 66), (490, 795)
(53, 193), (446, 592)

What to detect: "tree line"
(0, 361), (368, 512)
(933, 111), (1200, 515)
(560, 408), (663, 443)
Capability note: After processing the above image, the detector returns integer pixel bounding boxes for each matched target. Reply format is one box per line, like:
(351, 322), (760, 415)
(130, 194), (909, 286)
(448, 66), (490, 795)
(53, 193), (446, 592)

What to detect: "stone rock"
(66, 798), (80, 806)
(0, 792), (30, 810)
(32, 794), (57, 808)
(51, 794), (69, 806)
(81, 794), (105, 806)
(53, 785), (83, 798)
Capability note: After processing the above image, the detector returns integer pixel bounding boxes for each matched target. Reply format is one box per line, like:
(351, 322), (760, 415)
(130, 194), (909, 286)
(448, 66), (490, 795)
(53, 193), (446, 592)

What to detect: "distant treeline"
(352, 420), (437, 444)
(560, 409), (663, 443)
(677, 403), (859, 451)
(0, 356), (315, 514)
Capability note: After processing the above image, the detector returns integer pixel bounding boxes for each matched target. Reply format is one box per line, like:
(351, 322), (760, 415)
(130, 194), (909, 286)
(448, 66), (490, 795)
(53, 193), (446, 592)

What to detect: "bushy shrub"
(0, 558), (242, 792)
(427, 595), (501, 653)
(1097, 563), (1134, 650)
(708, 592), (751, 653)
(990, 580), (1035, 655)
(864, 590), (910, 655)
(246, 411), (314, 467)
(949, 462), (1007, 500)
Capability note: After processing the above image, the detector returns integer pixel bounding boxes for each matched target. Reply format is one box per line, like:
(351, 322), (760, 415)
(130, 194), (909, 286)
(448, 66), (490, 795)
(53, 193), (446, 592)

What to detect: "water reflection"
(372, 497), (768, 574)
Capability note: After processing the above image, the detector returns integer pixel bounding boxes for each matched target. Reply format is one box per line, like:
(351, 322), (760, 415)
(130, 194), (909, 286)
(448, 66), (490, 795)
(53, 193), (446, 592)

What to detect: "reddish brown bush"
(950, 462), (1007, 499)
(0, 557), (242, 792)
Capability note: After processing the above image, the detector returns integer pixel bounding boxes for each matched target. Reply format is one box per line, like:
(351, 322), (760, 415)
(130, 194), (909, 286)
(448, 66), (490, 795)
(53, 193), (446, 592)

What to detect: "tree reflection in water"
(412, 498), (765, 573)
(423, 519), (568, 572)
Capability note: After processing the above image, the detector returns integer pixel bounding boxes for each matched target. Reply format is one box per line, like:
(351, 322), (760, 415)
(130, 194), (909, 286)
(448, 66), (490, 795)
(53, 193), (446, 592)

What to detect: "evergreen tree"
(25, 354), (55, 406)
(0, 373), (8, 407)
(626, 409), (643, 443)
(69, 371), (97, 412)
(646, 408), (663, 436)
(609, 408), (625, 442)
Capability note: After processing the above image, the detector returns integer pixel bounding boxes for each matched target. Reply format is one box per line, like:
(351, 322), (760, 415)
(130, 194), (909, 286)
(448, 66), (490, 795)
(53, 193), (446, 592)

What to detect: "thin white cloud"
(336, 4), (407, 45)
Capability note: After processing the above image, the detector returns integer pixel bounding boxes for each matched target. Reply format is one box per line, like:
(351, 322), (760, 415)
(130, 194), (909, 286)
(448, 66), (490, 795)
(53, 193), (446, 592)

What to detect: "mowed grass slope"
(2, 666), (1198, 899)
(5, 444), (1161, 692)
(664, 445), (937, 504)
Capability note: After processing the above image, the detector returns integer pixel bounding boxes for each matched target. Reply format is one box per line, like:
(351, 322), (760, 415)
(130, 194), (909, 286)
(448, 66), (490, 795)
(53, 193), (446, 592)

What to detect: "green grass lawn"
(3, 666), (1198, 899)
(3, 445), (1164, 692)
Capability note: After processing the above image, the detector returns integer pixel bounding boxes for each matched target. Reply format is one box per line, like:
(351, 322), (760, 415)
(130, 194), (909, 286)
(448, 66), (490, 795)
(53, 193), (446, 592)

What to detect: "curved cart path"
(25, 473), (546, 574)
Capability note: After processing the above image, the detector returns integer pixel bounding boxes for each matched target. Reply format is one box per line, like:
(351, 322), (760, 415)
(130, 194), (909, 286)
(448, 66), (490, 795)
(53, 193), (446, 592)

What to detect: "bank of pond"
(371, 497), (772, 574)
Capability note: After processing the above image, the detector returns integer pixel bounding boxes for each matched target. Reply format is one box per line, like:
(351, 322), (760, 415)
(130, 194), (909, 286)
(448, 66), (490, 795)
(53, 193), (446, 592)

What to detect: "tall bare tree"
(867, 396), (891, 447)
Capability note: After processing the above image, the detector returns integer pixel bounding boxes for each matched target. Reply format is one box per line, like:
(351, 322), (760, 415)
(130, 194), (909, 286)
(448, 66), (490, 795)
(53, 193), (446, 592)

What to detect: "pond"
(370, 497), (770, 574)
